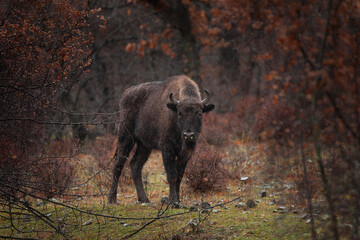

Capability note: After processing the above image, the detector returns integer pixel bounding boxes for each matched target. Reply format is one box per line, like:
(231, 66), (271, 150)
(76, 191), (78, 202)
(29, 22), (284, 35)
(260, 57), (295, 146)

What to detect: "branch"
(2, 181), (242, 222)
(298, 43), (317, 71)
(0, 236), (40, 240)
(318, 0), (333, 64)
(0, 0), (12, 28)
(2, 182), (185, 221)
(19, 201), (70, 240)
(0, 117), (122, 126)
(325, 91), (359, 142)
(123, 196), (241, 239)
(124, 201), (172, 239)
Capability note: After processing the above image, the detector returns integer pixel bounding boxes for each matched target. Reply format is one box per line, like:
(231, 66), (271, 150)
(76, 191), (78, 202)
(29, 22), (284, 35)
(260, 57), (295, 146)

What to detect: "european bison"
(108, 75), (214, 204)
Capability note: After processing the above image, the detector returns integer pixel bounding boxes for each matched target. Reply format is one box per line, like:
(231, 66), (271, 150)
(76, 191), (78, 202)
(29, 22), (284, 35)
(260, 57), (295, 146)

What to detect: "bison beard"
(108, 75), (215, 204)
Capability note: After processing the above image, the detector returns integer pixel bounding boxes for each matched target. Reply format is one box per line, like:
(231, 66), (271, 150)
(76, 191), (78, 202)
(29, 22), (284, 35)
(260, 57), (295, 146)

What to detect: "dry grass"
(0, 137), (313, 239)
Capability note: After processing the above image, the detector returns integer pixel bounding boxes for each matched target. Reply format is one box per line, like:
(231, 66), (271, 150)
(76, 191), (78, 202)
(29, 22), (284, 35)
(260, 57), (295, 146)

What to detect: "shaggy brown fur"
(108, 75), (214, 204)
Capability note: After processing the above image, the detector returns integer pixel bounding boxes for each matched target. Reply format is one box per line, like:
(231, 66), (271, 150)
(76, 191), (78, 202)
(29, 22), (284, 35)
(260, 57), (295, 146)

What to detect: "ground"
(0, 140), (312, 239)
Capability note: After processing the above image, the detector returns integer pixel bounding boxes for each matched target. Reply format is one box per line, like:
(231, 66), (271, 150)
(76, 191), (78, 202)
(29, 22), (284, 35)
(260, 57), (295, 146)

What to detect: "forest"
(1, 0), (359, 239)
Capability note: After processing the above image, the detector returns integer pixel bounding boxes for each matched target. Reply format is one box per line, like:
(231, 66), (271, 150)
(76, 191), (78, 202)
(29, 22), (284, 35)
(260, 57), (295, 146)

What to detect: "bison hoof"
(137, 198), (150, 204)
(160, 197), (181, 208)
(108, 196), (117, 205)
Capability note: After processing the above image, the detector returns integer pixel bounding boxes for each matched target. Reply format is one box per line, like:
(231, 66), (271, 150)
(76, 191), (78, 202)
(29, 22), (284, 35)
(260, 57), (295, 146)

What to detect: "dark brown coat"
(108, 75), (214, 204)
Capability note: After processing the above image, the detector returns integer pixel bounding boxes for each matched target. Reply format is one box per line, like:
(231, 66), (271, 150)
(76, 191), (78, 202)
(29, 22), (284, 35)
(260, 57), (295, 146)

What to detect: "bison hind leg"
(108, 136), (134, 204)
(130, 142), (151, 203)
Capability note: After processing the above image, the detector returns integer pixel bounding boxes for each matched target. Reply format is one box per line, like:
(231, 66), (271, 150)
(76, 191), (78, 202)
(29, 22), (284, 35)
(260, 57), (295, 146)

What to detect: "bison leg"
(108, 137), (134, 204)
(175, 158), (189, 202)
(130, 142), (151, 203)
(161, 150), (179, 204)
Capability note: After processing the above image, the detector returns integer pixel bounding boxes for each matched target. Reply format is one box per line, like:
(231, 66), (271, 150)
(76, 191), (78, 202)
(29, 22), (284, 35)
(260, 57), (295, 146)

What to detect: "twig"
(0, 117), (123, 126)
(123, 197), (242, 239)
(0, 236), (40, 240)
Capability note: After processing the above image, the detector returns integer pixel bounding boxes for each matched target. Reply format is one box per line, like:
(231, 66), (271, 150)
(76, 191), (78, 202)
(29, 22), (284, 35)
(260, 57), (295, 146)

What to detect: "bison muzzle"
(108, 75), (215, 204)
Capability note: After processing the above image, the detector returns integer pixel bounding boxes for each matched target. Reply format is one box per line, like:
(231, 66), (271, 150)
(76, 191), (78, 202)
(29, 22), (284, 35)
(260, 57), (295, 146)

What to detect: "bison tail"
(112, 138), (118, 161)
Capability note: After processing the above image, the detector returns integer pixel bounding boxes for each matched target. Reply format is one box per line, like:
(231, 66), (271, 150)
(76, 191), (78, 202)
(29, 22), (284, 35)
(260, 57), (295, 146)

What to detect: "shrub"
(254, 98), (300, 145)
(39, 138), (77, 198)
(35, 157), (75, 199)
(184, 142), (228, 193)
(0, 137), (76, 200)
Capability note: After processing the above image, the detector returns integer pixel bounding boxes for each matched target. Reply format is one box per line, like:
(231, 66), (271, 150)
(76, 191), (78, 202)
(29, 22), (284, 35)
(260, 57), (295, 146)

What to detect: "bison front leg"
(175, 157), (189, 202)
(161, 150), (179, 204)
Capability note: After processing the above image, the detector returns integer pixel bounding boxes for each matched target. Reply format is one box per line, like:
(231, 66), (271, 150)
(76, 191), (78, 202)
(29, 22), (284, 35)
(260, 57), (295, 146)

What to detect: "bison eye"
(178, 112), (183, 117)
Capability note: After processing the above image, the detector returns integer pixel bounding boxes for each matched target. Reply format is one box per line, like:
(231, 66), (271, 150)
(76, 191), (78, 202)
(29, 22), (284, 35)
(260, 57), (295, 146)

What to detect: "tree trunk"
(144, 0), (201, 83)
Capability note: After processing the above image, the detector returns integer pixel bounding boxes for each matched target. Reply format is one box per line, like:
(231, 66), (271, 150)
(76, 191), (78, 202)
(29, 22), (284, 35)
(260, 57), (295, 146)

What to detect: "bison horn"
(169, 92), (180, 105)
(200, 89), (210, 105)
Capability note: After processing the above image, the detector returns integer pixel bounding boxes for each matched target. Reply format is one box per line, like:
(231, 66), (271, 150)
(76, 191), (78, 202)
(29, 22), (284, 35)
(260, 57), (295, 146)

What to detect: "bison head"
(167, 90), (215, 145)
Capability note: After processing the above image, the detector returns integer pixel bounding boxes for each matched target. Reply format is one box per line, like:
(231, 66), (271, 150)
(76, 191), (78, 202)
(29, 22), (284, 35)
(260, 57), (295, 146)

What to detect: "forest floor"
(1, 140), (313, 239)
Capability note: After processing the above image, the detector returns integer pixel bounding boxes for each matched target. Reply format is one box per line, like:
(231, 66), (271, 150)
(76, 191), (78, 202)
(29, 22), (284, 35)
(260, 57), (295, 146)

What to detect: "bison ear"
(167, 103), (177, 112)
(203, 104), (215, 113)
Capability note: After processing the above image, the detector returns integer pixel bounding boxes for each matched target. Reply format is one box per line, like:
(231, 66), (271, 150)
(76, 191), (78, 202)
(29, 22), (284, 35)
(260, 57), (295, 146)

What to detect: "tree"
(0, 0), (103, 236)
(241, 1), (360, 238)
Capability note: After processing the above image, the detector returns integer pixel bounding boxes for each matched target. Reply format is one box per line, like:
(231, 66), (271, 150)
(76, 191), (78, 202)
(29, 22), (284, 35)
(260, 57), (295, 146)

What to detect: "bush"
(39, 139), (77, 198)
(254, 99), (300, 145)
(0, 137), (76, 200)
(35, 157), (75, 199)
(184, 143), (228, 193)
